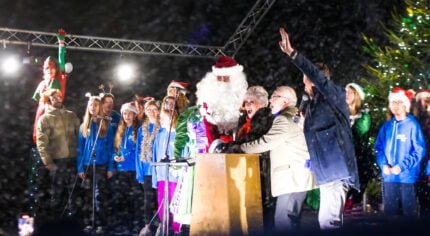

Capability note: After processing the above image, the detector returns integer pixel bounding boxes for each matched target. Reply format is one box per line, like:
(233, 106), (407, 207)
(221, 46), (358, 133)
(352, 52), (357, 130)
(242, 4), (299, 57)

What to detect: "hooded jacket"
(375, 114), (426, 183)
(77, 121), (114, 173)
(113, 125), (137, 172)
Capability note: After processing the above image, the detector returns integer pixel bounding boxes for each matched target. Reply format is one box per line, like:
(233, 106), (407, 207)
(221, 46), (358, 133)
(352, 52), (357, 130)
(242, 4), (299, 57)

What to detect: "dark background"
(0, 0), (403, 231)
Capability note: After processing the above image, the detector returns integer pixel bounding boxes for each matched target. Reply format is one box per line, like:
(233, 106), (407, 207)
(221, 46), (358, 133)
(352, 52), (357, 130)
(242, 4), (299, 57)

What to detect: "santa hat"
(143, 96), (155, 101)
(211, 56), (243, 76)
(346, 83), (365, 101)
(168, 80), (188, 90)
(389, 87), (414, 111)
(120, 102), (138, 114)
(415, 89), (430, 101)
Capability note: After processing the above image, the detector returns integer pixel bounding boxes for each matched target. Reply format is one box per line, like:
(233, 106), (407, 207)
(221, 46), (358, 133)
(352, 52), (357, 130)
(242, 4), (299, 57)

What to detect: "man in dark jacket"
(278, 27), (359, 230)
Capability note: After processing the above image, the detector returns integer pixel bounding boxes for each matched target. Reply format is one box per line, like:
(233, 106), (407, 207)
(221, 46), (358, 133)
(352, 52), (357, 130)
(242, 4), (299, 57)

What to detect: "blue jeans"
(382, 182), (417, 217)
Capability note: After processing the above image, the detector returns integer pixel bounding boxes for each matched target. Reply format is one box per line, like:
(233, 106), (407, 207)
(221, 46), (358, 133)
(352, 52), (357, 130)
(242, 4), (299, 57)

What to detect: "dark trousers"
(81, 164), (110, 227)
(111, 171), (144, 229)
(260, 154), (276, 232)
(35, 158), (78, 222)
(382, 182), (418, 218)
(142, 175), (157, 225)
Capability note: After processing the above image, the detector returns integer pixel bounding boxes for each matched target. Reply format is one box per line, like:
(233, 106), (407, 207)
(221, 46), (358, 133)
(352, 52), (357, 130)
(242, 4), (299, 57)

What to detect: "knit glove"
(57, 29), (66, 41)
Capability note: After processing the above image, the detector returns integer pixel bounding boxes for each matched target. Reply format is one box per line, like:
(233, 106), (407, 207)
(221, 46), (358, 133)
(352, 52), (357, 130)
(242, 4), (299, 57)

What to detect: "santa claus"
(198, 56), (248, 138)
(170, 56), (248, 227)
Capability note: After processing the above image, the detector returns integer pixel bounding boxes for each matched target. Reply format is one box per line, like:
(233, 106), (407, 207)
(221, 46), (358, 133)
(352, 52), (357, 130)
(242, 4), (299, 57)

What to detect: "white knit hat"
(120, 102), (138, 114)
(346, 83), (365, 101)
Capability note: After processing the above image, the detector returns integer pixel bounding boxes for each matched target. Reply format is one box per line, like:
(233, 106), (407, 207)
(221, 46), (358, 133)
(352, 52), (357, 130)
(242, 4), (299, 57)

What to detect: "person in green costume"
(32, 29), (68, 142)
(344, 83), (373, 214)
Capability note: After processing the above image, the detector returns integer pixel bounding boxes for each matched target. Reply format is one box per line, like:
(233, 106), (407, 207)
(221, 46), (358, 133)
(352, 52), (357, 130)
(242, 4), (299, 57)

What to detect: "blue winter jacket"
(109, 110), (121, 133)
(151, 127), (179, 188)
(135, 123), (156, 183)
(291, 53), (360, 189)
(77, 121), (114, 173)
(113, 125), (137, 172)
(375, 114), (426, 183)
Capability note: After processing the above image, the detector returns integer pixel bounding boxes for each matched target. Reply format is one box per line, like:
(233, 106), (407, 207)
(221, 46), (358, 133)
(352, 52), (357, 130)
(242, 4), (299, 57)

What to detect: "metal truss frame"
(223, 0), (277, 57)
(0, 0), (276, 58)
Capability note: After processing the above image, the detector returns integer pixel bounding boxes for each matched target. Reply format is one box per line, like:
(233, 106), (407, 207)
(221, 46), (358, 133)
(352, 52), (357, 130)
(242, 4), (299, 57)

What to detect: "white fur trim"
(389, 92), (411, 111)
(346, 83), (365, 101)
(120, 103), (138, 114)
(415, 91), (430, 100)
(212, 64), (243, 76)
(168, 81), (186, 90)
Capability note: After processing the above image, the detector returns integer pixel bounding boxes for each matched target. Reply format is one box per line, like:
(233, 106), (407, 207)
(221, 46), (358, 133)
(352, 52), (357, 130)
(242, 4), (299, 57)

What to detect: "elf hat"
(389, 87), (414, 112)
(43, 56), (57, 68)
(346, 83), (365, 101)
(120, 102), (138, 114)
(211, 56), (243, 76)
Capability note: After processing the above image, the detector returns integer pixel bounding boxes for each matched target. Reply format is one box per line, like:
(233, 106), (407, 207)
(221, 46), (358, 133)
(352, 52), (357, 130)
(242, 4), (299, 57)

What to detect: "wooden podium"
(190, 154), (264, 236)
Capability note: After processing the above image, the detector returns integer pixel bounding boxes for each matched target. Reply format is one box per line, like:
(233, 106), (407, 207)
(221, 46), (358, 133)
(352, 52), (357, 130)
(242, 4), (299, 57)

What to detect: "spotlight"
(2, 56), (20, 75)
(116, 63), (135, 82)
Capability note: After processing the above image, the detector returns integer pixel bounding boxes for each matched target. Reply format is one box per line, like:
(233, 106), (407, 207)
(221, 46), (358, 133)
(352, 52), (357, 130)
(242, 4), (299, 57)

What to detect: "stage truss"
(0, 0), (276, 58)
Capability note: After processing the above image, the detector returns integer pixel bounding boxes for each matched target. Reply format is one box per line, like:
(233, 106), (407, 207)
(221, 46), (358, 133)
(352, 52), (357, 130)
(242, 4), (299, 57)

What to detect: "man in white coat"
(239, 86), (317, 232)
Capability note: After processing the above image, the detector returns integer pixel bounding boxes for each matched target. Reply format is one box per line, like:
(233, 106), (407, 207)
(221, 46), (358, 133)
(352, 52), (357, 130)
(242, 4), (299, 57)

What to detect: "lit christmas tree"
(361, 0), (430, 211)
(362, 0), (430, 125)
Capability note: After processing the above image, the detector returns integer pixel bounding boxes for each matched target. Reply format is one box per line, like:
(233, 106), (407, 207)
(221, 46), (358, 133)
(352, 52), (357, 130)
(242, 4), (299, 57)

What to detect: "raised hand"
(279, 27), (295, 56)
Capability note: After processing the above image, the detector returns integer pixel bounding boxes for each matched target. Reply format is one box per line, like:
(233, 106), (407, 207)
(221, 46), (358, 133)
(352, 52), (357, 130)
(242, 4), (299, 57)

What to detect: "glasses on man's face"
(390, 101), (404, 106)
(270, 94), (288, 100)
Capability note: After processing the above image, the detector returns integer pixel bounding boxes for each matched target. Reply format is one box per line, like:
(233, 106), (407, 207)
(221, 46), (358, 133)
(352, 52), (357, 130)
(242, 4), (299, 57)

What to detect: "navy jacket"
(291, 53), (360, 189)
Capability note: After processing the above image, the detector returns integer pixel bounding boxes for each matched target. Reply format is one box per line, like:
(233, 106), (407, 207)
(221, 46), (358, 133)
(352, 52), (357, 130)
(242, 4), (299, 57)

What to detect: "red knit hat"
(389, 87), (414, 111)
(211, 56), (243, 76)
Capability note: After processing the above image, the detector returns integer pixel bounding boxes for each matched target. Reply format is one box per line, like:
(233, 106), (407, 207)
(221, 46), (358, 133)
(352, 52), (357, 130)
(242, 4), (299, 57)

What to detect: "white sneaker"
(83, 225), (93, 233)
(139, 224), (152, 236)
(95, 226), (104, 234)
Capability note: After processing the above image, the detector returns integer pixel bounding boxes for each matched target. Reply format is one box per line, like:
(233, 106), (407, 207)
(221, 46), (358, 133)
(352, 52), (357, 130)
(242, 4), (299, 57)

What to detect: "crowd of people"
(29, 27), (430, 235)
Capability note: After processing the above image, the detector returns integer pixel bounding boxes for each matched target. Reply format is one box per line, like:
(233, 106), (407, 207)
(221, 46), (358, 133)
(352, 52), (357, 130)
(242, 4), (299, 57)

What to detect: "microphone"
(298, 94), (309, 114)
(97, 115), (113, 121)
(293, 94), (309, 123)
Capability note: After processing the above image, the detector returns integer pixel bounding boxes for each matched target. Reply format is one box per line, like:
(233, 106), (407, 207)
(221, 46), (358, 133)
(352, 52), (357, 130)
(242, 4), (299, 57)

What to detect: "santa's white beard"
(197, 71), (248, 133)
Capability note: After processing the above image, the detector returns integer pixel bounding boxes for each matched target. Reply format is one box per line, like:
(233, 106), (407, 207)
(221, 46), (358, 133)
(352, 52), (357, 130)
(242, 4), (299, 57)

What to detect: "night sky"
(0, 0), (403, 232)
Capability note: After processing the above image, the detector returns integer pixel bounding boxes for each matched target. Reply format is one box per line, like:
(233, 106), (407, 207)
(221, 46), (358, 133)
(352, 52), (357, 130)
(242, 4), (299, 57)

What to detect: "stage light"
(116, 63), (135, 82)
(2, 56), (20, 75)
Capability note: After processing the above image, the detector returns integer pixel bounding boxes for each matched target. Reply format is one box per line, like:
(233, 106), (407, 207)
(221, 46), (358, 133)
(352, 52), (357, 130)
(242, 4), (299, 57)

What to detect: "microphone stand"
(158, 88), (180, 235)
(82, 117), (109, 233)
